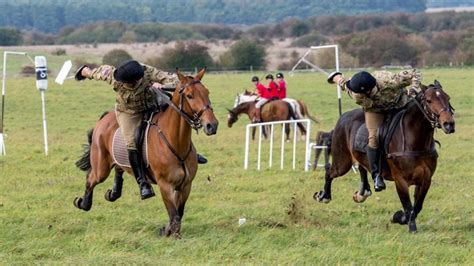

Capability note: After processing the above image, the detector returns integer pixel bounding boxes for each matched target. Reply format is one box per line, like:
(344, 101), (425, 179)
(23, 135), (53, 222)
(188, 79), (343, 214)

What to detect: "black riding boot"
(197, 153), (208, 164)
(128, 149), (155, 200)
(367, 147), (386, 192)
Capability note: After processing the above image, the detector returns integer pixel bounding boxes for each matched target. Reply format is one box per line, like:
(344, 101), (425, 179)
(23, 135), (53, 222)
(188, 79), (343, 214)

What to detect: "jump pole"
(1, 51), (29, 155)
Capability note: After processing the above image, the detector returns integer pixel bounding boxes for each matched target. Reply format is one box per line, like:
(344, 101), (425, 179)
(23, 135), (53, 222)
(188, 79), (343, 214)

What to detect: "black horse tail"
(75, 111), (110, 172)
(286, 101), (307, 135)
(286, 101), (297, 120)
(75, 129), (93, 172)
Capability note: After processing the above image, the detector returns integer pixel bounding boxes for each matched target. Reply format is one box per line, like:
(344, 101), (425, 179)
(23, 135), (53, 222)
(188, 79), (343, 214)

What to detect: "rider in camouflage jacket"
(327, 69), (422, 192)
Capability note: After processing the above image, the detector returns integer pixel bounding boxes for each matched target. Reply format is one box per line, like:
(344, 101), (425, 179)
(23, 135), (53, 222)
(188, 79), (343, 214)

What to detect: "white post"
(280, 124), (285, 169)
(335, 45), (342, 116)
(292, 121), (298, 170)
(244, 125), (250, 169)
(257, 125), (262, 170)
(40, 90), (48, 155)
(1, 52), (7, 155)
(269, 124), (274, 168)
(1, 51), (28, 156)
(304, 120), (311, 171)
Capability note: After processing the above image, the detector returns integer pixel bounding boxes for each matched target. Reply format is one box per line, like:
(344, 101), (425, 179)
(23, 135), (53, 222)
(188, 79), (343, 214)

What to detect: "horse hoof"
(104, 189), (118, 202)
(391, 210), (408, 225)
(73, 197), (83, 209)
(313, 191), (331, 203)
(353, 189), (372, 203)
(409, 222), (418, 233)
(160, 226), (170, 237)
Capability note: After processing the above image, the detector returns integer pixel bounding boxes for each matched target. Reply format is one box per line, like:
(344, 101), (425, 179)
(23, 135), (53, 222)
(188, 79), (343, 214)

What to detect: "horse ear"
(176, 68), (187, 83)
(195, 66), (207, 81)
(434, 80), (442, 88)
(420, 84), (428, 92)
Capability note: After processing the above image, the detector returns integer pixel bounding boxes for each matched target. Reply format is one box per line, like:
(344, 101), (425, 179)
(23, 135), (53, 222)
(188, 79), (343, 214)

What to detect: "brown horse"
(227, 100), (307, 140)
(314, 80), (455, 233)
(73, 68), (218, 237)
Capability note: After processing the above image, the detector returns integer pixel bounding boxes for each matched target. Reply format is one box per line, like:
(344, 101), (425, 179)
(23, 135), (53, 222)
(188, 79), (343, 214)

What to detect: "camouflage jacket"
(89, 64), (179, 114)
(338, 69), (422, 113)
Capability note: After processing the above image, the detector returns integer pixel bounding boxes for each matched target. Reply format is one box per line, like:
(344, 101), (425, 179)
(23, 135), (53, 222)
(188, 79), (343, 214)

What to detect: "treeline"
(2, 11), (474, 67)
(0, 0), (428, 33)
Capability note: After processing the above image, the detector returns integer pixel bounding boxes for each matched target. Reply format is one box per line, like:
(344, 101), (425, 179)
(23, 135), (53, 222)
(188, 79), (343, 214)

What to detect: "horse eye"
(187, 94), (193, 99)
(426, 99), (432, 104)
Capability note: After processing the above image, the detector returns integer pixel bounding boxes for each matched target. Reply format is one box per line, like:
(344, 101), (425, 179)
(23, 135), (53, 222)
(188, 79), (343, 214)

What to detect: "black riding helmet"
(114, 60), (145, 83)
(347, 71), (377, 94)
(265, 74), (274, 80)
(276, 72), (284, 79)
(251, 76), (259, 82)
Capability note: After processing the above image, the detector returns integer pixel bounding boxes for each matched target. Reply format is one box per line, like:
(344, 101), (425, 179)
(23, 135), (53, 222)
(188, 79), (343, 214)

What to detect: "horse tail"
(286, 101), (307, 135)
(297, 100), (319, 123)
(75, 129), (93, 172)
(286, 101), (297, 120)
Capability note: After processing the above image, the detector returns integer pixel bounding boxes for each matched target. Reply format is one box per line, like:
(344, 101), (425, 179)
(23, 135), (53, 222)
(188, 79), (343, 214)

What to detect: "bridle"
(162, 79), (213, 131)
(414, 86), (455, 129)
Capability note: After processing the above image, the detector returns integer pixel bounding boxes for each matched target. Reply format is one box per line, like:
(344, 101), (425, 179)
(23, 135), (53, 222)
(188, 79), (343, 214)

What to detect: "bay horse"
(226, 100), (306, 141)
(238, 90), (319, 123)
(73, 68), (218, 237)
(314, 80), (455, 233)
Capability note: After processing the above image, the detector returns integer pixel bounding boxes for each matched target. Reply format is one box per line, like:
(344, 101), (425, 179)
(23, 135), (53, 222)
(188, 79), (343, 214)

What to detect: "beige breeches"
(116, 110), (143, 150)
(364, 111), (384, 149)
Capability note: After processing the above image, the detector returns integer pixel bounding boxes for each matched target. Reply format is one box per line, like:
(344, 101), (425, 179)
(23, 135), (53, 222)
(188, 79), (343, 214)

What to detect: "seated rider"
(327, 69), (422, 192)
(276, 72), (287, 99)
(265, 74), (279, 100)
(75, 60), (208, 200)
(251, 76), (271, 122)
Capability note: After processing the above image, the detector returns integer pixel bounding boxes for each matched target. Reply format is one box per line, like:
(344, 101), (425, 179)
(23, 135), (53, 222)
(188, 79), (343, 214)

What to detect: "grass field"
(0, 67), (472, 264)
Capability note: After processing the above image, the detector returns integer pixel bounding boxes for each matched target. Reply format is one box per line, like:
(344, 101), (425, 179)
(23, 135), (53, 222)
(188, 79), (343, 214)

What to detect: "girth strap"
(387, 149), (438, 159)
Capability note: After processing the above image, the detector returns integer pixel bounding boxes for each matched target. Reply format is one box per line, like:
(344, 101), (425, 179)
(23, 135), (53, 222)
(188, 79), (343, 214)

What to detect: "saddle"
(353, 107), (407, 155)
(112, 112), (156, 168)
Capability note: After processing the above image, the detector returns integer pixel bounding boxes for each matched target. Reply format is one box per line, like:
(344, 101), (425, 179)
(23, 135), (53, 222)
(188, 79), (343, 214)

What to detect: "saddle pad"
(353, 124), (369, 153)
(112, 123), (150, 168)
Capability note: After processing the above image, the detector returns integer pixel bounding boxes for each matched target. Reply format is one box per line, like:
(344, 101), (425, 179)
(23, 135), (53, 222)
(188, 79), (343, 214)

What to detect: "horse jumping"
(314, 81), (455, 233)
(73, 68), (218, 237)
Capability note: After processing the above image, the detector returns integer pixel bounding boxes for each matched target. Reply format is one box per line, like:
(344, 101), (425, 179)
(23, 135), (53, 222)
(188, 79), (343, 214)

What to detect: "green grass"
(0, 69), (472, 264)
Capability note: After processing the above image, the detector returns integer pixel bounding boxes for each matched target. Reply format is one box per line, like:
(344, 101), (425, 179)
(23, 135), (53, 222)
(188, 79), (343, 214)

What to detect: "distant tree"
(102, 49), (133, 67)
(0, 27), (22, 45)
(146, 42), (214, 70)
(219, 39), (266, 70)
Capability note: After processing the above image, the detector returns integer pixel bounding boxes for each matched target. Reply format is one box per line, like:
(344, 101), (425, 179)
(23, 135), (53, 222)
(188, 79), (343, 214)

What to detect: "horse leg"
(104, 167), (124, 202)
(296, 122), (307, 141)
(353, 167), (372, 203)
(285, 124), (290, 141)
(252, 127), (256, 140)
(314, 150), (352, 204)
(158, 180), (181, 237)
(411, 180), (432, 232)
(314, 169), (333, 203)
(175, 183), (192, 223)
(392, 179), (416, 232)
(74, 152), (112, 211)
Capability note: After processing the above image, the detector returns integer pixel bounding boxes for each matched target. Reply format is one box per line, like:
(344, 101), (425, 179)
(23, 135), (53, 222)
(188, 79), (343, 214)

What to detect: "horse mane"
(230, 101), (253, 114)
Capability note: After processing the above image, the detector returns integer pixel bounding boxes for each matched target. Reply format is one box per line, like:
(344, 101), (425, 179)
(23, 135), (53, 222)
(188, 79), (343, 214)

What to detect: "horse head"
(226, 107), (238, 128)
(175, 67), (218, 135)
(421, 80), (455, 134)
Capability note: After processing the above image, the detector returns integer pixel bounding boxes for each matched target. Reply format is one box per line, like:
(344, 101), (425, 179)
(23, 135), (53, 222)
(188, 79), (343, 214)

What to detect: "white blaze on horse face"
(436, 91), (441, 97)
